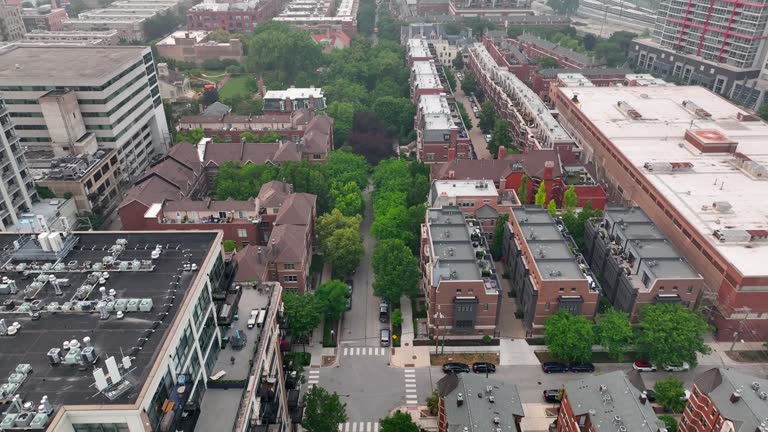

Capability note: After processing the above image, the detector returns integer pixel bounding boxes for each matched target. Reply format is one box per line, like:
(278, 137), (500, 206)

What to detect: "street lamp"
(433, 306), (444, 355)
(330, 329), (336, 345)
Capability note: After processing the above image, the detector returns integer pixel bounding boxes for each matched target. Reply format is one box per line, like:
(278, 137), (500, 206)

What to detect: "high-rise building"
(0, 45), (170, 182)
(0, 0), (25, 42)
(0, 95), (35, 230)
(630, 0), (768, 108)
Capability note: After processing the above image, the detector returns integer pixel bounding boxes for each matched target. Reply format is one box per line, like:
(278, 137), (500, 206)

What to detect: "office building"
(0, 95), (36, 230)
(558, 371), (665, 432)
(0, 0), (24, 42)
(155, 31), (243, 65)
(0, 229), (236, 431)
(0, 45), (170, 182)
(20, 29), (120, 45)
(503, 207), (599, 333)
(436, 373), (524, 432)
(680, 368), (768, 432)
(420, 206), (501, 338)
(584, 206), (703, 320)
(21, 5), (66, 31)
(550, 84), (768, 340)
(187, 0), (281, 33)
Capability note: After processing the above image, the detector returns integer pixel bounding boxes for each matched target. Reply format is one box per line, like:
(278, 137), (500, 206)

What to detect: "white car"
(247, 310), (258, 329)
(485, 134), (492, 142)
(664, 362), (691, 372)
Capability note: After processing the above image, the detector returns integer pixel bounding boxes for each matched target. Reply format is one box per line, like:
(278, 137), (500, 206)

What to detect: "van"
(247, 310), (258, 329)
(380, 328), (391, 347)
(379, 303), (389, 323)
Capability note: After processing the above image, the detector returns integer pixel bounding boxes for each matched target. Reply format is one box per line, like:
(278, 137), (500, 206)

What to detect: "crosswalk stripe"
(343, 348), (349, 355)
(405, 378), (416, 382)
(404, 369), (415, 373)
(340, 423), (380, 432)
(338, 425), (343, 432)
(374, 424), (379, 432)
(340, 347), (387, 356)
(404, 374), (415, 378)
(367, 422), (372, 432)
(344, 423), (350, 432)
(405, 383), (417, 388)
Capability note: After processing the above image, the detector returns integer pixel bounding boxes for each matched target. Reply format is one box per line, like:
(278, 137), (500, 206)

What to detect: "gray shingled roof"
(696, 368), (768, 432)
(201, 101), (232, 117)
(437, 373), (524, 432)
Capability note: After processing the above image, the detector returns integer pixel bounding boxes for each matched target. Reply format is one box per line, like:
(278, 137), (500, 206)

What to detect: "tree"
(317, 209), (362, 251)
(594, 309), (633, 361)
(444, 68), (457, 91)
(325, 228), (364, 277)
(244, 21), (324, 85)
(538, 57), (560, 69)
(379, 411), (420, 432)
(658, 415), (679, 432)
(176, 128), (204, 144)
(461, 73), (478, 94)
(546, 0), (579, 15)
(457, 102), (473, 132)
(478, 102), (497, 134)
(452, 55), (465, 70)
(654, 377), (686, 413)
(303, 386), (348, 432)
(758, 104), (768, 121)
(636, 304), (711, 367)
(547, 199), (557, 216)
(239, 131), (258, 142)
(372, 239), (420, 305)
(517, 174), (528, 204)
(315, 280), (349, 321)
(490, 213), (509, 259)
(372, 96), (417, 140)
(534, 184), (547, 207)
(222, 94), (263, 116)
(328, 102), (355, 146)
(142, 10), (183, 41)
(391, 309), (403, 328)
(490, 118), (510, 157)
(68, 0), (87, 15)
(282, 292), (321, 348)
(260, 132), (282, 143)
(564, 185), (578, 210)
(583, 33), (598, 51)
(330, 181), (363, 216)
(208, 29), (234, 42)
(223, 240), (236, 252)
(324, 151), (369, 190)
(544, 310), (593, 363)
(201, 88), (219, 106)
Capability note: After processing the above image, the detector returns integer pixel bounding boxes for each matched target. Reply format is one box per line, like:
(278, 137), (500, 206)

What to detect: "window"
(544, 302), (551, 311)
(688, 286), (694, 293)
(711, 409), (717, 418)
(284, 275), (298, 282)
(238, 211), (247, 218)
(483, 303), (488, 311)
(237, 229), (247, 238)
(284, 263), (295, 270)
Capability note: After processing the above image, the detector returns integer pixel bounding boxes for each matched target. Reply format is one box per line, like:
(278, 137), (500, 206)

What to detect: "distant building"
(416, 93), (471, 163)
(428, 179), (517, 239)
(558, 371), (664, 432)
(311, 30), (350, 51)
(584, 206), (703, 320)
(680, 368), (768, 432)
(187, 0), (281, 33)
(274, 0), (358, 38)
(21, 5), (67, 31)
(156, 30), (243, 65)
(510, 33), (604, 69)
(420, 206), (501, 338)
(263, 87), (326, 113)
(157, 63), (194, 102)
(0, 0), (25, 42)
(0, 95), (36, 230)
(20, 29), (120, 45)
(503, 207), (599, 334)
(436, 373), (524, 432)
(447, 0), (534, 17)
(178, 109), (314, 144)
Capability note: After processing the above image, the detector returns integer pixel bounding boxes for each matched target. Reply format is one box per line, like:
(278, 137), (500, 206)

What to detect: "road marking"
(405, 384), (417, 388)
(404, 369), (415, 373)
(352, 422), (357, 432)
(340, 423), (379, 432)
(341, 347), (386, 356)
(404, 378), (416, 382)
(374, 424), (379, 432)
(366, 422), (373, 431)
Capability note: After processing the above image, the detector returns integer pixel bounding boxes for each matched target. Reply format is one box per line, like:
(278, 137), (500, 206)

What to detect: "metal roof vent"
(753, 382), (761, 391)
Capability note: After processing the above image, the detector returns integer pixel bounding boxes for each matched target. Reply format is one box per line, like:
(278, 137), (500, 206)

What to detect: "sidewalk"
(391, 296), (432, 368)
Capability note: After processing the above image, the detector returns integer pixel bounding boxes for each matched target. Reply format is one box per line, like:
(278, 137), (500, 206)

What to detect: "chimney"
(257, 247), (262, 263)
(544, 160), (555, 180)
(447, 147), (456, 162)
(640, 391), (648, 405)
(731, 391), (741, 403)
(498, 146), (506, 159)
(456, 393), (464, 407)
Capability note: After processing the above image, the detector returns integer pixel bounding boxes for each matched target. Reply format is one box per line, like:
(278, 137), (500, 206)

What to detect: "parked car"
(247, 310), (258, 329)
(644, 389), (656, 402)
(569, 363), (596, 373)
(345, 280), (353, 297)
(346, 297), (352, 310)
(543, 389), (561, 403)
(472, 362), (496, 373)
(633, 360), (657, 372)
(380, 328), (391, 347)
(443, 362), (471, 374)
(541, 362), (569, 373)
(663, 362), (690, 372)
(484, 134), (492, 142)
(379, 302), (389, 323)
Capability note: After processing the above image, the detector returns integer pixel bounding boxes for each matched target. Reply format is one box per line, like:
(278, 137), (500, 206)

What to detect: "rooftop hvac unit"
(81, 346), (97, 364)
(139, 298), (153, 312)
(29, 413), (49, 430)
(38, 233), (51, 252)
(127, 299), (139, 312)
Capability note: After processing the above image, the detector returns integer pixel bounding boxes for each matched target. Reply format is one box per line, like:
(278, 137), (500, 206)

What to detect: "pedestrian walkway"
(404, 369), (418, 406)
(499, 339), (541, 366)
(399, 295), (414, 345)
(306, 369), (320, 390)
(342, 347), (387, 356)
(338, 422), (379, 432)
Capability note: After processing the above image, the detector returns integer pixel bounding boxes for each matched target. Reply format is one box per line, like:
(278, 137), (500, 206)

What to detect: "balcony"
(0, 118), (13, 133)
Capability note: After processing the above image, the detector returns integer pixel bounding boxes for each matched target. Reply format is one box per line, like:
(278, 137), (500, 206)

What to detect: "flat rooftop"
(432, 180), (498, 198)
(427, 207), (496, 285)
(420, 93), (450, 115)
(157, 30), (208, 45)
(559, 85), (768, 277)
(557, 73), (595, 87)
(0, 45), (146, 84)
(512, 207), (586, 280)
(264, 87), (323, 100)
(407, 38), (430, 59)
(0, 231), (219, 410)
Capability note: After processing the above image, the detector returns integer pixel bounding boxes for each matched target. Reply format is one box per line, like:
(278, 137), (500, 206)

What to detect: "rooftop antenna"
(49, 275), (62, 296)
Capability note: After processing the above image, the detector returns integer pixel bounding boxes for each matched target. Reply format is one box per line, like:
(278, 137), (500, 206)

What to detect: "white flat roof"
(157, 30), (208, 45)
(559, 85), (768, 277)
(420, 94), (450, 115)
(264, 87), (323, 100)
(557, 73), (595, 87)
(433, 180), (499, 197)
(413, 61), (442, 90)
(408, 38), (430, 59)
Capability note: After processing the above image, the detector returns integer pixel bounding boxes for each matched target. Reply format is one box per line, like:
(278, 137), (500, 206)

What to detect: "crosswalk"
(306, 369), (320, 390)
(341, 347), (387, 356)
(404, 369), (418, 406)
(338, 422), (379, 432)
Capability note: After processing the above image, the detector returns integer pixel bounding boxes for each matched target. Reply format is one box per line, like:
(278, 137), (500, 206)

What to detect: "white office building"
(0, 95), (35, 230)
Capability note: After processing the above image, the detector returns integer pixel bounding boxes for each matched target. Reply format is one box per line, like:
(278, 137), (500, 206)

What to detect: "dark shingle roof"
(274, 193), (316, 226)
(437, 373), (524, 432)
(695, 368), (768, 432)
(301, 115), (333, 155)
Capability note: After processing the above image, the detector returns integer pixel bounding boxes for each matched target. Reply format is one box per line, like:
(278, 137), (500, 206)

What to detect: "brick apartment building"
(550, 84), (768, 341)
(420, 206), (501, 338)
(510, 33), (605, 69)
(156, 31), (243, 65)
(481, 32), (534, 83)
(532, 68), (632, 99)
(503, 207), (599, 334)
(436, 373), (524, 432)
(21, 6), (67, 31)
(187, 0), (281, 32)
(407, 38), (434, 66)
(263, 87), (326, 113)
(558, 371), (665, 432)
(447, 0), (534, 17)
(178, 109), (314, 144)
(584, 206), (703, 321)
(680, 368), (768, 432)
(411, 60), (446, 103)
(416, 93), (471, 163)
(432, 151), (607, 210)
(428, 179), (517, 239)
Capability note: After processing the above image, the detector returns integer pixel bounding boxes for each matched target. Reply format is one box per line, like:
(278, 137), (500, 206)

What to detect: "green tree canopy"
(328, 102), (355, 146)
(244, 21), (324, 85)
(490, 118), (511, 157)
(380, 411), (420, 432)
(594, 309), (633, 361)
(654, 377), (686, 413)
(478, 102), (497, 134)
(372, 239), (420, 305)
(758, 104), (768, 121)
(457, 102), (473, 132)
(222, 94), (263, 116)
(317, 209), (362, 252)
(373, 96), (417, 139)
(547, 199), (557, 216)
(260, 132), (282, 143)
(517, 174), (529, 204)
(315, 280), (349, 321)
(176, 128), (204, 145)
(546, 0), (579, 15)
(564, 185), (578, 209)
(636, 304), (711, 367)
(452, 55), (465, 70)
(461, 72), (478, 94)
(534, 184), (547, 207)
(324, 150), (369, 189)
(283, 292), (321, 345)
(303, 386), (348, 432)
(223, 240), (236, 252)
(325, 228), (364, 277)
(490, 213), (509, 259)
(544, 310), (594, 363)
(538, 57), (560, 69)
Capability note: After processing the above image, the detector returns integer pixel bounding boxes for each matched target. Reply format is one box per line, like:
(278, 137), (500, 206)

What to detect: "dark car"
(472, 362), (496, 373)
(345, 280), (353, 297)
(442, 362), (470, 374)
(543, 389), (561, 403)
(541, 362), (569, 373)
(569, 363), (596, 373)
(645, 389), (656, 403)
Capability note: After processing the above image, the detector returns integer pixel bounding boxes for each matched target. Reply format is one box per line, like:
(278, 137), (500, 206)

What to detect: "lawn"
(219, 76), (254, 99)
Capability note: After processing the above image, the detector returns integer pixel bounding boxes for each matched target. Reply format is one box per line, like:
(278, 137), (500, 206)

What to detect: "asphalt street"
(453, 78), (491, 160)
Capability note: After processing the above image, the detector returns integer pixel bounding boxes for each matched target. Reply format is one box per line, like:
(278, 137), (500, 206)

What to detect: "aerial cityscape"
(1, 0), (768, 430)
